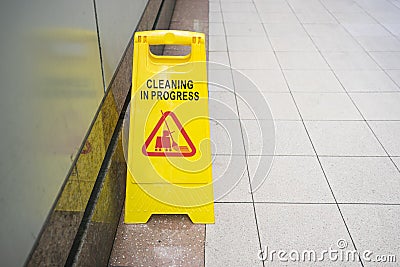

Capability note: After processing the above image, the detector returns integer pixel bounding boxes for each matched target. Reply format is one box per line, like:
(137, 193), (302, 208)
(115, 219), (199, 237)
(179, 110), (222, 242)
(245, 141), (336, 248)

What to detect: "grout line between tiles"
(210, 117), (400, 121)
(256, 1), (365, 265)
(315, 0), (400, 176)
(213, 153), (397, 157)
(217, 1), (265, 266)
(203, 223), (206, 267)
(346, 0), (400, 87)
(211, 2), (399, 267)
(216, 201), (400, 206)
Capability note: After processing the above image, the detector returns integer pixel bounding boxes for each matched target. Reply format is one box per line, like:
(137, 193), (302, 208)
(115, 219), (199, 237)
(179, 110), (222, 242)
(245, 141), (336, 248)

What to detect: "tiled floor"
(208, 0), (400, 266)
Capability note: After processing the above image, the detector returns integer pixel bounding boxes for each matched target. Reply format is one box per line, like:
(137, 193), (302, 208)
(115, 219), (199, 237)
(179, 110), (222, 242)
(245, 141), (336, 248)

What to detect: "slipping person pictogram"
(142, 110), (196, 157)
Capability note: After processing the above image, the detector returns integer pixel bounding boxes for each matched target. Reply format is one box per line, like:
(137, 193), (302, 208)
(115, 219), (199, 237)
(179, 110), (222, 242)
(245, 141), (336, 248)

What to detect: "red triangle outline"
(142, 111), (196, 157)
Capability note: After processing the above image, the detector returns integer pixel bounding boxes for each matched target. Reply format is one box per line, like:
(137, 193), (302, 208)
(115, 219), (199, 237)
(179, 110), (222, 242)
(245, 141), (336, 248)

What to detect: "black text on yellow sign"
(140, 79), (200, 101)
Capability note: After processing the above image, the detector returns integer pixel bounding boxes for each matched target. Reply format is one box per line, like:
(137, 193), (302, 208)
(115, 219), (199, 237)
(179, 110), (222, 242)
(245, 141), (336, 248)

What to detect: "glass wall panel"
(0, 0), (151, 265)
(96, 0), (148, 86)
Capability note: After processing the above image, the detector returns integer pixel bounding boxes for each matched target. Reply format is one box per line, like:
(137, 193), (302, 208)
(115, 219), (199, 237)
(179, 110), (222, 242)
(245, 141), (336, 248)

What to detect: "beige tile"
(256, 203), (359, 266)
(369, 121), (400, 156)
(251, 156), (335, 203)
(305, 121), (386, 156)
(340, 205), (400, 266)
(320, 157), (400, 203)
(293, 93), (362, 120)
(350, 93), (400, 120)
(205, 203), (261, 266)
(285, 70), (344, 92)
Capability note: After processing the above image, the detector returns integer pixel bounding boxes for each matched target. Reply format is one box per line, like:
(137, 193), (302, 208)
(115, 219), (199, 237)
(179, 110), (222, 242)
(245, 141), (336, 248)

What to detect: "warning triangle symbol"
(142, 111), (196, 157)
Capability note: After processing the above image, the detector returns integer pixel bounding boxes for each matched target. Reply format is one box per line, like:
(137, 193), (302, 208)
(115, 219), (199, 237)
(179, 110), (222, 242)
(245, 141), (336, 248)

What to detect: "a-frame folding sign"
(125, 31), (214, 224)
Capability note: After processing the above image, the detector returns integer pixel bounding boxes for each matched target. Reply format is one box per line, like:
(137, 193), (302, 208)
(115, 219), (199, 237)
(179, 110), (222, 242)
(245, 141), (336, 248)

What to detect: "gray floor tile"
(258, 12), (299, 24)
(242, 120), (315, 156)
(304, 23), (350, 37)
(220, 0), (253, 2)
(333, 12), (377, 24)
(209, 22), (225, 35)
(334, 70), (400, 92)
(255, 0), (293, 13)
(271, 121), (316, 156)
(340, 205), (400, 266)
(369, 121), (400, 156)
(264, 23), (307, 37)
(370, 52), (400, 69)
(203, 2), (400, 266)
(233, 69), (289, 92)
(350, 92), (400, 120)
(216, 173), (252, 203)
(320, 157), (400, 203)
(209, 11), (223, 23)
(236, 91), (274, 120)
(321, 0), (364, 13)
(224, 22), (266, 36)
(238, 92), (300, 120)
(287, 0), (327, 13)
(208, 69), (234, 90)
(209, 91), (239, 120)
(284, 70), (344, 92)
(322, 52), (380, 70)
(304, 24), (363, 52)
(277, 51), (330, 70)
(209, 2), (221, 12)
(343, 23), (392, 37)
(293, 93), (362, 120)
(392, 157), (400, 170)
(383, 23), (400, 37)
(221, 2), (258, 13)
(245, 154), (274, 191)
(356, 36), (400, 52)
(386, 70), (400, 87)
(222, 12), (261, 23)
(375, 13), (400, 24)
(227, 36), (272, 52)
(205, 203), (262, 267)
(256, 203), (359, 266)
(314, 35), (364, 52)
(296, 11), (337, 23)
(305, 121), (386, 156)
(212, 155), (252, 202)
(210, 119), (245, 155)
(208, 51), (230, 69)
(251, 156), (335, 203)
(269, 36), (317, 51)
(262, 92), (301, 120)
(209, 35), (227, 52)
(357, 1), (395, 14)
(208, 83), (233, 92)
(229, 51), (279, 69)
(240, 119), (276, 156)
(333, 10), (377, 24)
(390, 0), (400, 9)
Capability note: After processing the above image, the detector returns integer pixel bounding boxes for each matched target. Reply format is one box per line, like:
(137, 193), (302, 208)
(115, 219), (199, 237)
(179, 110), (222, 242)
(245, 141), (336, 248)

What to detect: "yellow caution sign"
(125, 30), (214, 224)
